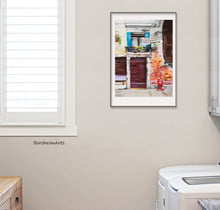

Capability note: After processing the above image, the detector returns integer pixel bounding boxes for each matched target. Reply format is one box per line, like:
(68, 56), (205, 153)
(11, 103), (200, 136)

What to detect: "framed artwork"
(111, 12), (176, 106)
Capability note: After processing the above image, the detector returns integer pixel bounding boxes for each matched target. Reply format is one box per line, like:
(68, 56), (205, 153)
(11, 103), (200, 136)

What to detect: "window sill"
(0, 125), (77, 136)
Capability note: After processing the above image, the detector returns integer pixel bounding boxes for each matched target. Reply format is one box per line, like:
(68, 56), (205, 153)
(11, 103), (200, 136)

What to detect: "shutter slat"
(6, 17), (58, 25)
(6, 34), (58, 42)
(7, 0), (58, 8)
(7, 68), (58, 74)
(7, 9), (59, 17)
(7, 75), (58, 83)
(7, 108), (58, 113)
(7, 92), (58, 100)
(6, 25), (58, 33)
(7, 100), (58, 108)
(6, 59), (58, 67)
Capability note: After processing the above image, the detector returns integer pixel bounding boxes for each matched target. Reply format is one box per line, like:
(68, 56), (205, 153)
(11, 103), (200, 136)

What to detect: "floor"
(115, 88), (173, 97)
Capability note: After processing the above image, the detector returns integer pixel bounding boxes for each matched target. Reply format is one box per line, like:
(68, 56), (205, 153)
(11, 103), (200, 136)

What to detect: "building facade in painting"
(115, 19), (173, 97)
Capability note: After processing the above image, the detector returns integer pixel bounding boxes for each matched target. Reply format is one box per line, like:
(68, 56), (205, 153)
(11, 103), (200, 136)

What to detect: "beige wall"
(1, 0), (220, 209)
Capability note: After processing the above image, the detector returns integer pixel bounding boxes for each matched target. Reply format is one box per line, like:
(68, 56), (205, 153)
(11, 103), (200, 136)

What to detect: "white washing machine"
(157, 165), (220, 210)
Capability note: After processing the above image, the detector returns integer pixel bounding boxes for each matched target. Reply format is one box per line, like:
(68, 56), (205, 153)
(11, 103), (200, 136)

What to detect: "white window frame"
(0, 0), (77, 136)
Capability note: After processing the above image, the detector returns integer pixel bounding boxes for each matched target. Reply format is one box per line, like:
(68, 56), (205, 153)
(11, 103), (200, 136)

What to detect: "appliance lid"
(168, 177), (220, 199)
(159, 165), (220, 186)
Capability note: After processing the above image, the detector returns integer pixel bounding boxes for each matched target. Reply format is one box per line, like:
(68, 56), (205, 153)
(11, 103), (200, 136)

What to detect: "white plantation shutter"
(1, 0), (63, 125)
(0, 0), (76, 135)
